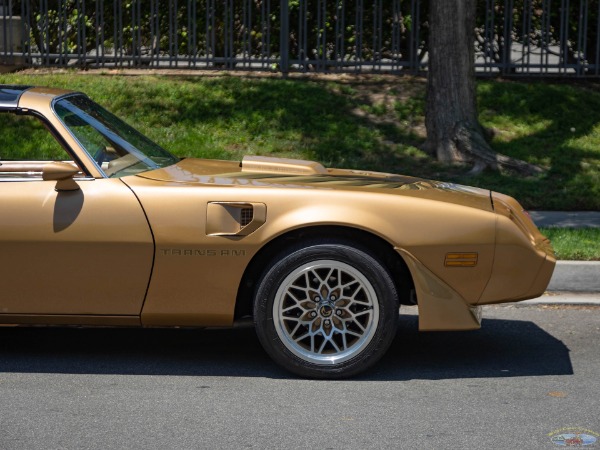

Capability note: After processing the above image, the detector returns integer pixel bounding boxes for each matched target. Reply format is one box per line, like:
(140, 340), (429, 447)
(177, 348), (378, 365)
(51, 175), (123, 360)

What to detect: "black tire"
(253, 239), (399, 379)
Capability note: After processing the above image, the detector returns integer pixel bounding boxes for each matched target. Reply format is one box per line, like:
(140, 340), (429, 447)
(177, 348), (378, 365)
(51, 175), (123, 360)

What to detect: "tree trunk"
(423, 1), (543, 176)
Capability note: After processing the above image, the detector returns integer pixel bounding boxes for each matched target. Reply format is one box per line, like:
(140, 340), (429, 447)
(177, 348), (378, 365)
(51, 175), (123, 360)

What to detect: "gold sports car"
(0, 85), (555, 378)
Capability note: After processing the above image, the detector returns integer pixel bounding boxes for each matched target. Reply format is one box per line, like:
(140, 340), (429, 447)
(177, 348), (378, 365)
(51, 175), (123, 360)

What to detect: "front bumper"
(478, 193), (556, 305)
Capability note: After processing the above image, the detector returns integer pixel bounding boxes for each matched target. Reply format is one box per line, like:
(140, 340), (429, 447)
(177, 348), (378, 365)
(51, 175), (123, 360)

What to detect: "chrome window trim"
(50, 93), (108, 179)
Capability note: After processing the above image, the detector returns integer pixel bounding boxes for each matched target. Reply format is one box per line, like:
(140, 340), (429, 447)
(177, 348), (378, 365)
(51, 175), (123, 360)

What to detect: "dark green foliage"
(13, 1), (426, 64)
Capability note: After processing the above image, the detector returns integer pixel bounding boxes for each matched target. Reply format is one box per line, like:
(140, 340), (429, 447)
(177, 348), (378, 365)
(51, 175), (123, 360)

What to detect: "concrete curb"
(547, 261), (600, 292)
(520, 292), (600, 305)
(526, 212), (599, 304)
(517, 261), (600, 305)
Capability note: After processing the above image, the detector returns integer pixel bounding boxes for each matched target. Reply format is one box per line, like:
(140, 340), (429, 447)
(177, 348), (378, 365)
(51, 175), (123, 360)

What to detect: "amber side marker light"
(445, 253), (478, 267)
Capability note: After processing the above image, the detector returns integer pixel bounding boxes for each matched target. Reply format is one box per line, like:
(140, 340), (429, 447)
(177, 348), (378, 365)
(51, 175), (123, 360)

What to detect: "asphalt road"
(1, 305), (599, 449)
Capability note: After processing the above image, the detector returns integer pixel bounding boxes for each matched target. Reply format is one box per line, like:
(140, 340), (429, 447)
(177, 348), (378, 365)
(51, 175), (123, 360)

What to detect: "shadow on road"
(0, 314), (572, 381)
(372, 313), (573, 381)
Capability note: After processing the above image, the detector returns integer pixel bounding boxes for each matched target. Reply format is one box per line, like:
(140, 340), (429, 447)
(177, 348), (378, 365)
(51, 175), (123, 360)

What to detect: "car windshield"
(53, 94), (179, 178)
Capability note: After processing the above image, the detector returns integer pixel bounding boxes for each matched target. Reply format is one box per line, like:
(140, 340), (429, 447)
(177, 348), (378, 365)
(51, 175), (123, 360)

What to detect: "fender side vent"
(240, 207), (254, 227)
(206, 202), (266, 236)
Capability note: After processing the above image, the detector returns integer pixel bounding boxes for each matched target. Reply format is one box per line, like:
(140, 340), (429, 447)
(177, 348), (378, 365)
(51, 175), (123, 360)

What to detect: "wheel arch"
(234, 225), (414, 321)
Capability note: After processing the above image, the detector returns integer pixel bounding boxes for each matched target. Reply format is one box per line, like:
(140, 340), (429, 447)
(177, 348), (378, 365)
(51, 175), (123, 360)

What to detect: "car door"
(0, 176), (154, 316)
(0, 110), (154, 317)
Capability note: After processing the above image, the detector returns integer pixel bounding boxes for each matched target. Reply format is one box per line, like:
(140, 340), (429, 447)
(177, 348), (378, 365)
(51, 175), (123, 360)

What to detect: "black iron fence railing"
(1, 0), (599, 77)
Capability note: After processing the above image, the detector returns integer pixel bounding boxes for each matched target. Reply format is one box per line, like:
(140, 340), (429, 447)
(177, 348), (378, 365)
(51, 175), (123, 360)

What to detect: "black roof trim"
(0, 85), (34, 110)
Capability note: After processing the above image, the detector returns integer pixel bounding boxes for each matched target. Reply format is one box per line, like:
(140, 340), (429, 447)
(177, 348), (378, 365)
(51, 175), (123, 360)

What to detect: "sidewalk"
(529, 211), (600, 228)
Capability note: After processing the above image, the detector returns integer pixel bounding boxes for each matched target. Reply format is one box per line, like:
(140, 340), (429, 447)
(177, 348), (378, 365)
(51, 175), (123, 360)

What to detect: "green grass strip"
(540, 227), (600, 261)
(0, 72), (599, 210)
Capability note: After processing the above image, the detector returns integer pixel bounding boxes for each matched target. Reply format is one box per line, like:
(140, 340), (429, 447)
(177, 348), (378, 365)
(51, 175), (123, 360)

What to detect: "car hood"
(136, 156), (493, 211)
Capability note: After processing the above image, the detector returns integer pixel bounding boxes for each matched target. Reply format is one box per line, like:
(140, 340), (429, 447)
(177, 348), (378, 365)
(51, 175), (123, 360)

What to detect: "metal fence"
(1, 0), (600, 77)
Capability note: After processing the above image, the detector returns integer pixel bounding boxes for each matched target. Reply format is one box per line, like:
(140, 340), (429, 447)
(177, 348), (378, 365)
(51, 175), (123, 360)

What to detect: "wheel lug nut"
(336, 309), (343, 316)
(313, 296), (320, 302)
(324, 319), (331, 327)
(310, 311), (317, 318)
(330, 295), (337, 301)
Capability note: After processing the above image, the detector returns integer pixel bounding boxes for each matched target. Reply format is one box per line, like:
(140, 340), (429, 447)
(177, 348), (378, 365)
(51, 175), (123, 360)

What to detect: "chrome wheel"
(273, 260), (380, 365)
(254, 241), (400, 378)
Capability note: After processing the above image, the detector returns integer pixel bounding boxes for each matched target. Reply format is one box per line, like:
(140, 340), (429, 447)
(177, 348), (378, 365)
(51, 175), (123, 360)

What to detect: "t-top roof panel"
(0, 85), (33, 110)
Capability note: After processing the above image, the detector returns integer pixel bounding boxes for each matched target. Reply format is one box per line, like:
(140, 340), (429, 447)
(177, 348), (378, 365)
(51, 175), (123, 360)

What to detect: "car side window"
(0, 112), (73, 179)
